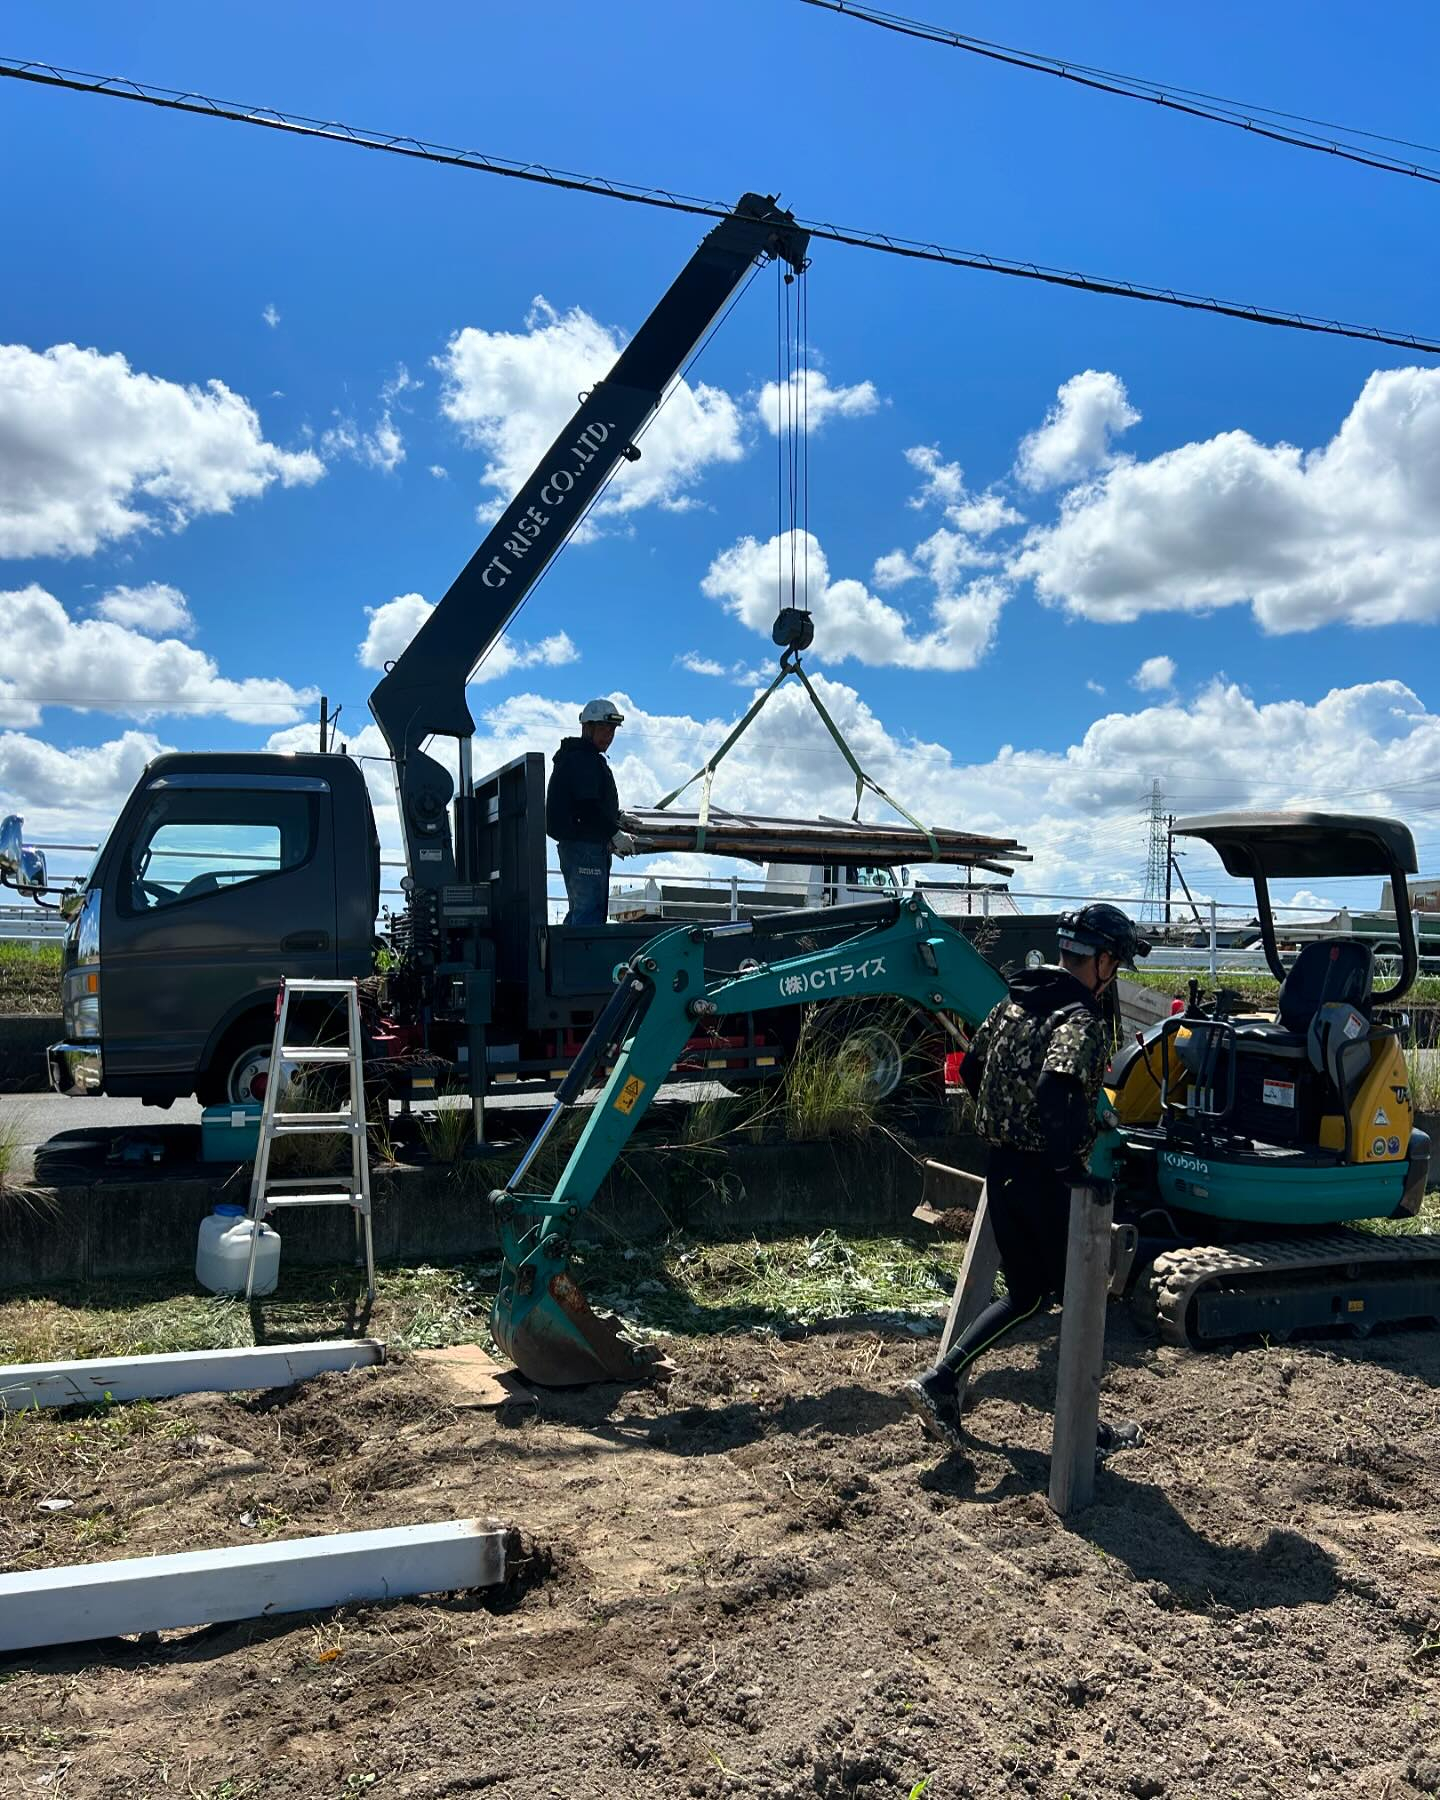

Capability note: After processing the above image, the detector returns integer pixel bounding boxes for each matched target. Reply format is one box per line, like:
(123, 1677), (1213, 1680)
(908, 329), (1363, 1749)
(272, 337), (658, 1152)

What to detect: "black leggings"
(939, 1148), (1072, 1385)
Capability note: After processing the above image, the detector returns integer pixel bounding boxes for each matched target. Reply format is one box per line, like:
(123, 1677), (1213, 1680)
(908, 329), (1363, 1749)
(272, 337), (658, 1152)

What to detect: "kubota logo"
(1162, 1151), (1210, 1177)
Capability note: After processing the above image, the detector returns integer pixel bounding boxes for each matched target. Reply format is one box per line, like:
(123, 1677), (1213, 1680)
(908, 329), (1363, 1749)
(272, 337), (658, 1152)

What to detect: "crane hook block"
(772, 608), (815, 654)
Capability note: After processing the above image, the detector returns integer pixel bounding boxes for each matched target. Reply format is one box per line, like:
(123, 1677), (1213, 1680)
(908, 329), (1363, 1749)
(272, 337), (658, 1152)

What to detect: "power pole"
(1141, 778), (1167, 923)
(1164, 813), (1175, 925)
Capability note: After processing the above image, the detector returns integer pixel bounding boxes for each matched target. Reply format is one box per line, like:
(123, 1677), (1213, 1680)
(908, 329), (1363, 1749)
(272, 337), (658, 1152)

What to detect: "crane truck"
(37, 194), (822, 1120)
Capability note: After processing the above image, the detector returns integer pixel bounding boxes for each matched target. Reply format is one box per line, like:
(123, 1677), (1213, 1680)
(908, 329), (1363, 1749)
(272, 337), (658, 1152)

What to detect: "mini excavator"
(490, 893), (1007, 1384)
(1105, 811), (1435, 1346)
(491, 811), (1438, 1385)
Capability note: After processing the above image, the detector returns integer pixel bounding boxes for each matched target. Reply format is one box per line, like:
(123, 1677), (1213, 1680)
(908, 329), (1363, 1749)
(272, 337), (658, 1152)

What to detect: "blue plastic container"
(200, 1103), (262, 1163)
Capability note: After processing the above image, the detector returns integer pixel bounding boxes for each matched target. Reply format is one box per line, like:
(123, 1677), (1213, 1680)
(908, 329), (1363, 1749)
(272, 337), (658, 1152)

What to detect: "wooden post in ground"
(1047, 1181), (1114, 1520)
(937, 1181), (1001, 1360)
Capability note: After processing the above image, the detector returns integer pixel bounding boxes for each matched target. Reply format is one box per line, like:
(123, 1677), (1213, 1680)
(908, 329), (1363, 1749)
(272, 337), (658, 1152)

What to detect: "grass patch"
(0, 1262), (498, 1366)
(0, 1113), (22, 1188)
(0, 1229), (964, 1366)
(0, 941), (62, 1014)
(1127, 968), (1440, 1009)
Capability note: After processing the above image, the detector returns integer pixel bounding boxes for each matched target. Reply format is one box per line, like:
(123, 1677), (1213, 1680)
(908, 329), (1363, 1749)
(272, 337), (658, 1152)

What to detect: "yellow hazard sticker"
(614, 1075), (647, 1115)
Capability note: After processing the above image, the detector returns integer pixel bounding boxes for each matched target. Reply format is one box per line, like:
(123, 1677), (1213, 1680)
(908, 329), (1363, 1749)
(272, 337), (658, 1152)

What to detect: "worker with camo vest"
(904, 904), (1150, 1456)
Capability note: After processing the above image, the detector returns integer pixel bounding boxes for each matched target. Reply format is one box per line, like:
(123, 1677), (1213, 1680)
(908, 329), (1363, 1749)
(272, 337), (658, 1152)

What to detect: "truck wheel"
(198, 1015), (290, 1107)
(836, 1024), (905, 1100)
(814, 1004), (946, 1112)
(224, 1041), (281, 1105)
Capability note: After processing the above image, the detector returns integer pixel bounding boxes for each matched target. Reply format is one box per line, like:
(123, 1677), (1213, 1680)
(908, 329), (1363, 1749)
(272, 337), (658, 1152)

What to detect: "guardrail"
(19, 840), (1438, 977)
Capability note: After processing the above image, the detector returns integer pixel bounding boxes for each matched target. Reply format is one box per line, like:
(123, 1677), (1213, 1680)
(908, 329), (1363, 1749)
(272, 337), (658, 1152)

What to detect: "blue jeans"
(557, 840), (611, 927)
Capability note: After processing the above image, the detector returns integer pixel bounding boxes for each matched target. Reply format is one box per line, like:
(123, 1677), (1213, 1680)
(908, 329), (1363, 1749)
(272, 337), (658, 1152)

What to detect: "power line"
(799, 0), (1440, 188)
(3, 54), (1438, 357)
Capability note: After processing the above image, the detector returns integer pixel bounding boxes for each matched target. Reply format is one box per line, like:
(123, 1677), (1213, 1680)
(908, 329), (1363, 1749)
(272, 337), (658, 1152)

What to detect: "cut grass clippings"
(0, 1229), (966, 1370)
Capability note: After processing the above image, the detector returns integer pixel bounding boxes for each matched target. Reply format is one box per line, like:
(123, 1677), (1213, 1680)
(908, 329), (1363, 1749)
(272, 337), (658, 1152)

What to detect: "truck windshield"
(123, 791), (315, 911)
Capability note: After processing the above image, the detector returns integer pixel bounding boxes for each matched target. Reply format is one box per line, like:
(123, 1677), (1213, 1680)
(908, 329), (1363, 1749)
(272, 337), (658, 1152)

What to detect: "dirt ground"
(5, 1310), (1440, 1800)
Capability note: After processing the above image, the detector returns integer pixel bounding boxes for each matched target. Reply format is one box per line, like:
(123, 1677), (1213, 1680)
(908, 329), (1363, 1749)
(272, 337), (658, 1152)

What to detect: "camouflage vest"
(969, 990), (1110, 1154)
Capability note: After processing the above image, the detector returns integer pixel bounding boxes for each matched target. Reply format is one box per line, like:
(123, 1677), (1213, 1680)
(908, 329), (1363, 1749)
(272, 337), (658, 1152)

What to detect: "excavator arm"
(490, 894), (1006, 1384)
(369, 193), (810, 890)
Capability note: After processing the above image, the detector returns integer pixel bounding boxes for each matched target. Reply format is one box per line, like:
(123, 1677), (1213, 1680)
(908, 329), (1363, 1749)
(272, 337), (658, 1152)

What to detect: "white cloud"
(702, 529), (1006, 672)
(245, 674), (1440, 911)
(1132, 654), (1175, 692)
(94, 582), (195, 638)
(0, 728), (171, 845)
(1015, 369), (1140, 491)
(872, 549), (919, 590)
(428, 464), (449, 480)
(1012, 365), (1440, 633)
(1086, 679), (1106, 695)
(262, 303), (280, 329)
(435, 296), (745, 526)
(381, 364), (421, 403)
(756, 371), (882, 435)
(356, 592), (579, 681)
(904, 446), (1022, 536)
(321, 410), (405, 474)
(0, 343), (322, 558)
(678, 652), (729, 677)
(0, 585), (315, 727)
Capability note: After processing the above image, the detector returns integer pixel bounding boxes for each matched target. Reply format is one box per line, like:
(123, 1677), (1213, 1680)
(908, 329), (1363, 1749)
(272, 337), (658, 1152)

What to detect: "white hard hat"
(579, 698), (624, 726)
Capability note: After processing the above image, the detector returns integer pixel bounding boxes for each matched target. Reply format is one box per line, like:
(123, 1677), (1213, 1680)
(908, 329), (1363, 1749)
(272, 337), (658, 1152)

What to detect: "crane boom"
(370, 192), (810, 889)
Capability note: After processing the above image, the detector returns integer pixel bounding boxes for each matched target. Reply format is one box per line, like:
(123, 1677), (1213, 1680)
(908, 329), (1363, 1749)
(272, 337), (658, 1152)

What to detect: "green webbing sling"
(653, 657), (940, 860)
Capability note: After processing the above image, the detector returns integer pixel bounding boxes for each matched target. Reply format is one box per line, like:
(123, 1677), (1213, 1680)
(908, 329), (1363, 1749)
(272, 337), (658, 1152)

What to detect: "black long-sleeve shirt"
(545, 736), (621, 843)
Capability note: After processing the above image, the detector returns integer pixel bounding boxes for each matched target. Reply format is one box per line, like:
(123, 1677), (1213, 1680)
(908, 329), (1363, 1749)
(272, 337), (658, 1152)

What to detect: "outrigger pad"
(493, 1271), (672, 1388)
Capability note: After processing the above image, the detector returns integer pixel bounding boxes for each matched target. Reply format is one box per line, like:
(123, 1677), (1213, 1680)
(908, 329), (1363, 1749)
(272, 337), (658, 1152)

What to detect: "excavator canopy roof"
(1174, 811), (1418, 881)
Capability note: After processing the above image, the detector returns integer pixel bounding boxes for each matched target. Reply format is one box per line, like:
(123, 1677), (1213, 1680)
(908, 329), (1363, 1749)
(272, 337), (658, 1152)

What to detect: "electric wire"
(798, 0), (1440, 188)
(3, 54), (1437, 356)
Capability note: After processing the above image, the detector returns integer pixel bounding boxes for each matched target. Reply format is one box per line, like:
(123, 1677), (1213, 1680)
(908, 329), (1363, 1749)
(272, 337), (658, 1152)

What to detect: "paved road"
(0, 1079), (731, 1181)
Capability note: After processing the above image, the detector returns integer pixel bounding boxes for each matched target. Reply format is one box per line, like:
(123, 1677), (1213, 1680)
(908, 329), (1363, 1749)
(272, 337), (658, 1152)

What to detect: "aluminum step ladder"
(245, 978), (375, 1303)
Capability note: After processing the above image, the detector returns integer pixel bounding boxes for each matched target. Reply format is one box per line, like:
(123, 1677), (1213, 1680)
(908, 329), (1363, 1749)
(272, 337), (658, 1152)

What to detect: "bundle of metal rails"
(626, 808), (1028, 874)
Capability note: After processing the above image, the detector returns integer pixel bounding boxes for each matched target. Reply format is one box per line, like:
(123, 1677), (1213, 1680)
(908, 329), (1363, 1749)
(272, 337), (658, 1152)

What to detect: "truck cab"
(50, 751), (378, 1105)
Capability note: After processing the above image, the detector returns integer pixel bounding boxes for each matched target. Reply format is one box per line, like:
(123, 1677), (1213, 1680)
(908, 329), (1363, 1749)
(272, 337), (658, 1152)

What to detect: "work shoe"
(903, 1372), (965, 1450)
(1095, 1420), (1144, 1458)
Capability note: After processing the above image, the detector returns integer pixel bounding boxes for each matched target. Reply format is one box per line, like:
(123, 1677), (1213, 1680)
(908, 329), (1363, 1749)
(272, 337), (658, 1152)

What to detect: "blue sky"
(2, 1), (1439, 914)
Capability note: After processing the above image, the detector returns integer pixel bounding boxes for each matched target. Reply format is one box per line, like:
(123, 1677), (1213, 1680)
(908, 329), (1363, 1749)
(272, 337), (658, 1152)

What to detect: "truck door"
(99, 772), (339, 1095)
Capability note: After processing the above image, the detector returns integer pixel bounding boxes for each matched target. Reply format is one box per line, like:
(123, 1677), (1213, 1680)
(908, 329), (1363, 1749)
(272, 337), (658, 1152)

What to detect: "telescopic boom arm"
(370, 193), (810, 889)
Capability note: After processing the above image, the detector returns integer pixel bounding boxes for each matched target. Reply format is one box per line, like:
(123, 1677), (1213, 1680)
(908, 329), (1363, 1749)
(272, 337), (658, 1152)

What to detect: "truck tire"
(197, 1012), (285, 1108)
(813, 1003), (946, 1112)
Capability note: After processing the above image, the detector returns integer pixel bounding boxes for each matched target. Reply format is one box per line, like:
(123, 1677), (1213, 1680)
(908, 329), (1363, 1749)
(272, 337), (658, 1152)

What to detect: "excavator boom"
(490, 894), (1006, 1384)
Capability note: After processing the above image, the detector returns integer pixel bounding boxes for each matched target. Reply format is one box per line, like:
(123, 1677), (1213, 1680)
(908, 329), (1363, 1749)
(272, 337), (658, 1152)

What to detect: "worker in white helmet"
(545, 699), (636, 926)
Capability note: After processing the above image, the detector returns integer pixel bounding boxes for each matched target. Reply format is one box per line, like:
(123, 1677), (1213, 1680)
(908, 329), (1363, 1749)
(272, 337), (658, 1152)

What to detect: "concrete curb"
(0, 1132), (984, 1290)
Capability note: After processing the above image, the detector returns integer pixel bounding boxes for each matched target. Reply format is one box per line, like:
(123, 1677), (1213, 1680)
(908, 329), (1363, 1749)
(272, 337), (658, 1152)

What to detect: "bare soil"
(5, 1311), (1440, 1799)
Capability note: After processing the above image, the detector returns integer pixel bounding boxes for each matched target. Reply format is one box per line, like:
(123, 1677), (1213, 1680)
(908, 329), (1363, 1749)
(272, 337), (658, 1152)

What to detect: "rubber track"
(1139, 1228), (1440, 1346)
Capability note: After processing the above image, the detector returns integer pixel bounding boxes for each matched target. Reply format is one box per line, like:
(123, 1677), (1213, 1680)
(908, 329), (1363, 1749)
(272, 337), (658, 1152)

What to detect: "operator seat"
(1238, 940), (1377, 1134)
(1276, 938), (1374, 1031)
(1228, 938), (1374, 1050)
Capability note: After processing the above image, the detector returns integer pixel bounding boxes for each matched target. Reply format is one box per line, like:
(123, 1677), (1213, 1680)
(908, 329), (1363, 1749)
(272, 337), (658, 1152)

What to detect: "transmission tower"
(1141, 777), (1167, 922)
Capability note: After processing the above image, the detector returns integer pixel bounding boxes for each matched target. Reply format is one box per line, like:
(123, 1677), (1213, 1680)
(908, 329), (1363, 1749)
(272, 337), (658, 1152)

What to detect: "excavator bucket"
(491, 1269), (667, 1388)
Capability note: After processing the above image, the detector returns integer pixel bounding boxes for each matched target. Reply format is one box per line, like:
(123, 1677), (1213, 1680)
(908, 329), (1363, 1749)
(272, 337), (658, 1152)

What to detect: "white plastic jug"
(195, 1202), (281, 1296)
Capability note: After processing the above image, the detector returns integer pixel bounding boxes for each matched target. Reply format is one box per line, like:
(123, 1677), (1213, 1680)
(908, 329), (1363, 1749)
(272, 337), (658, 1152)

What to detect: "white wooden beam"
(0, 1339), (385, 1412)
(0, 1519), (509, 1652)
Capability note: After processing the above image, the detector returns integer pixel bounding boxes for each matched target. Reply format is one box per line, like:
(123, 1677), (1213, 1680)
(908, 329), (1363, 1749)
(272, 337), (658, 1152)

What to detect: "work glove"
(610, 830), (637, 857)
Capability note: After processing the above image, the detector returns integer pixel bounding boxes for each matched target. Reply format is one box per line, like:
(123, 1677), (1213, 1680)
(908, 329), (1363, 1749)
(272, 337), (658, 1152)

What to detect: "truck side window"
(124, 792), (315, 912)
